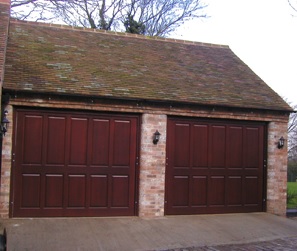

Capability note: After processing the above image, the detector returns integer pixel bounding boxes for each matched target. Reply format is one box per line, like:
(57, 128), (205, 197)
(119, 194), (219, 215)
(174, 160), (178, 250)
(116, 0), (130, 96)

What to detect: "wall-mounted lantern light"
(153, 130), (161, 145)
(1, 110), (9, 137)
(277, 136), (285, 149)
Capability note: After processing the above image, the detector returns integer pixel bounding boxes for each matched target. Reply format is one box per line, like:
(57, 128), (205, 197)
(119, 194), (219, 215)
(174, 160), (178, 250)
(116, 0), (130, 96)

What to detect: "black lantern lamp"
(1, 110), (9, 137)
(153, 130), (161, 145)
(277, 136), (285, 149)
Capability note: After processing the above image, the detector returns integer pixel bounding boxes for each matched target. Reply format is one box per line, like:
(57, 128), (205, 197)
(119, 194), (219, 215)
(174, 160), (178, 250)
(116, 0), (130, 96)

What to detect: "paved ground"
(2, 213), (297, 250)
(165, 236), (297, 250)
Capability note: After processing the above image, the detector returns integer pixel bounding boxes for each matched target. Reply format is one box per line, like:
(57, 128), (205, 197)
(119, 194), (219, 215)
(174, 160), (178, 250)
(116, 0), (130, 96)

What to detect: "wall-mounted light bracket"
(153, 130), (161, 145)
(277, 136), (285, 149)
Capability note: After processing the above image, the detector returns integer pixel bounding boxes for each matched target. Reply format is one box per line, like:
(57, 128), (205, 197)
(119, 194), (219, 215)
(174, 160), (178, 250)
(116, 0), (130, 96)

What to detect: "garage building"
(0, 0), (292, 218)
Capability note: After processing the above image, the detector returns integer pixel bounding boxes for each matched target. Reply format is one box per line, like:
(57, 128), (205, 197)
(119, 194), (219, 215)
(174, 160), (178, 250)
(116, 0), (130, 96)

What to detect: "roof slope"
(3, 20), (292, 111)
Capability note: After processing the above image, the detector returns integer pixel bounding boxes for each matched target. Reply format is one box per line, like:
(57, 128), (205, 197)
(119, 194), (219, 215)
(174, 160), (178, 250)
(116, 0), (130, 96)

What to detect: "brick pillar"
(0, 104), (12, 218)
(266, 120), (288, 216)
(0, 0), (11, 218)
(139, 113), (167, 217)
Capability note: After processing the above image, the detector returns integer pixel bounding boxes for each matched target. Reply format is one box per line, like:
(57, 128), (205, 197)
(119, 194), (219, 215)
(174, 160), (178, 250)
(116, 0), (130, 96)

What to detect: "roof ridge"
(9, 18), (229, 49)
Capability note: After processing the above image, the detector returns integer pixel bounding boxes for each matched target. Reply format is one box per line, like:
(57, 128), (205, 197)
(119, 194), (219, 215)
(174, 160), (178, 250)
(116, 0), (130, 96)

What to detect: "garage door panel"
(211, 126), (226, 168)
(227, 176), (242, 206)
(245, 176), (260, 205)
(45, 174), (64, 208)
(13, 110), (139, 217)
(113, 120), (131, 166)
(67, 175), (86, 208)
(23, 115), (43, 164)
(228, 127), (243, 168)
(111, 175), (129, 208)
(209, 176), (225, 206)
(69, 118), (88, 166)
(174, 124), (190, 167)
(245, 127), (260, 168)
(91, 119), (110, 166)
(46, 117), (66, 165)
(90, 175), (108, 208)
(166, 118), (265, 215)
(172, 176), (189, 207)
(192, 176), (207, 206)
(193, 125), (208, 168)
(21, 174), (41, 208)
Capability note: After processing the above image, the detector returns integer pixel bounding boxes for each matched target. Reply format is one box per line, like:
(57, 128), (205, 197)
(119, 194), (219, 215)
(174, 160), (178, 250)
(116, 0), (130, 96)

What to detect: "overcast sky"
(175, 0), (297, 107)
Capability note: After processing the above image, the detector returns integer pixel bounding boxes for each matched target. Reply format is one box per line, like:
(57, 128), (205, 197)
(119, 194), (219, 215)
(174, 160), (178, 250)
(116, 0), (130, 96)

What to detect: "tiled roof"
(3, 19), (292, 111)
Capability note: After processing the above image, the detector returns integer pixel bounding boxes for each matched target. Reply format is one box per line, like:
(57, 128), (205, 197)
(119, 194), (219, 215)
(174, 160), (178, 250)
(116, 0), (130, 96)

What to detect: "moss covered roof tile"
(3, 19), (292, 111)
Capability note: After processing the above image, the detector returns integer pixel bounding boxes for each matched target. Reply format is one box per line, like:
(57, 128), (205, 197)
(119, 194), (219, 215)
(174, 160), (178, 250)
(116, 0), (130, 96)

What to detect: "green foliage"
(287, 182), (297, 208)
(124, 15), (145, 35)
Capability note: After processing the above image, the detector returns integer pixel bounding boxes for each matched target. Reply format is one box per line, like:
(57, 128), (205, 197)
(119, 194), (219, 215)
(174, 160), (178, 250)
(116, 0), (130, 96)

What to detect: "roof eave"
(3, 89), (293, 114)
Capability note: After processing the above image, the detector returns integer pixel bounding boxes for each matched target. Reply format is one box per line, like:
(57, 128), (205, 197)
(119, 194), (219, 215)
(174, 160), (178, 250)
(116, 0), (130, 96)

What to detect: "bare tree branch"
(288, 0), (297, 13)
(288, 104), (297, 161)
(11, 0), (39, 8)
(11, 0), (207, 37)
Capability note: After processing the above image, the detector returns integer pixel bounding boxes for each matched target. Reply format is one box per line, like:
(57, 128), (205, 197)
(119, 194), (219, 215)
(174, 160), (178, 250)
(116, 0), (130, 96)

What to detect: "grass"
(287, 182), (297, 209)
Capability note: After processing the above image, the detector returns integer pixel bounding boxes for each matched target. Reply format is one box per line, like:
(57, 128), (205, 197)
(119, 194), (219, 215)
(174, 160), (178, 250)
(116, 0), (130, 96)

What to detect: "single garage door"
(165, 117), (266, 215)
(12, 109), (139, 217)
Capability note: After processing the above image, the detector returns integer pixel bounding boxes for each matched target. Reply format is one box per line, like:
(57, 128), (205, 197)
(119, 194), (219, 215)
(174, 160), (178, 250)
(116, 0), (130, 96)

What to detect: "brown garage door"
(11, 109), (139, 217)
(165, 117), (266, 215)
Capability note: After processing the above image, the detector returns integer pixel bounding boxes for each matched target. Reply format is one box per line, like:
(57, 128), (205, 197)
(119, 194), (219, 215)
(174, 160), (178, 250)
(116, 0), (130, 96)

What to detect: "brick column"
(0, 0), (11, 218)
(0, 104), (12, 218)
(139, 113), (167, 217)
(266, 121), (288, 216)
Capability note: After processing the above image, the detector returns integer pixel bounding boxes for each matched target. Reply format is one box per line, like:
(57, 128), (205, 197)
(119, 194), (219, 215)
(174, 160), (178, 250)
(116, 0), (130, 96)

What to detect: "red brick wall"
(0, 104), (12, 218)
(0, 0), (10, 218)
(0, 0), (10, 87)
(266, 121), (288, 216)
(139, 114), (167, 217)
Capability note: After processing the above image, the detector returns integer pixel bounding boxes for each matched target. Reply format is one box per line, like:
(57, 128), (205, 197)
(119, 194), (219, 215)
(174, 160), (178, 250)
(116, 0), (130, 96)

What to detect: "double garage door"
(11, 109), (265, 217)
(165, 117), (265, 215)
(12, 109), (139, 217)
